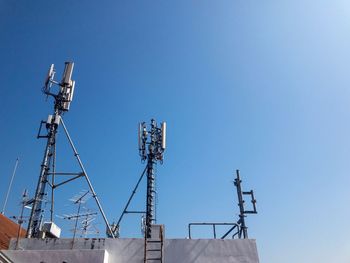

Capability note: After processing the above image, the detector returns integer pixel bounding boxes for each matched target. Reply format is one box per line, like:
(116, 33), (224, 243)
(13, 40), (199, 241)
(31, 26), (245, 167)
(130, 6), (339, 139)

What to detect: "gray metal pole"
(15, 189), (27, 250)
(235, 170), (248, 238)
(1, 158), (19, 215)
(50, 143), (56, 222)
(60, 118), (115, 238)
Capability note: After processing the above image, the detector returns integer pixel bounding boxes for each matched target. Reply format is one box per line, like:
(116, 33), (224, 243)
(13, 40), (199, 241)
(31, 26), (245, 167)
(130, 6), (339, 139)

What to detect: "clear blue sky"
(1, 1), (350, 262)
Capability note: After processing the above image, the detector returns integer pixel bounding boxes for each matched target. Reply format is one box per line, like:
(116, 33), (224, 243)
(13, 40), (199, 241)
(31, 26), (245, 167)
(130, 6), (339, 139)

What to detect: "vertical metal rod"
(1, 158), (19, 215)
(235, 170), (248, 238)
(60, 118), (115, 238)
(213, 225), (216, 239)
(50, 143), (56, 222)
(15, 189), (27, 250)
(72, 201), (81, 248)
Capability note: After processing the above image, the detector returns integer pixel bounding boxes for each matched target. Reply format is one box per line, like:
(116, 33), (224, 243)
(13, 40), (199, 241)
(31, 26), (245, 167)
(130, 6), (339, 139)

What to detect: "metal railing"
(188, 222), (240, 239)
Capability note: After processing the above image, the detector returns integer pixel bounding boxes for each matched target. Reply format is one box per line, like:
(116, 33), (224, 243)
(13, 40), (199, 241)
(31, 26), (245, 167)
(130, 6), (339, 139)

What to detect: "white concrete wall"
(3, 238), (259, 263)
(3, 249), (108, 263)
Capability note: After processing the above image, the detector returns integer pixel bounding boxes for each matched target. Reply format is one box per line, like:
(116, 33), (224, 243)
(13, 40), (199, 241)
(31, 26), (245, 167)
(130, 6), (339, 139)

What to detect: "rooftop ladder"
(144, 224), (164, 263)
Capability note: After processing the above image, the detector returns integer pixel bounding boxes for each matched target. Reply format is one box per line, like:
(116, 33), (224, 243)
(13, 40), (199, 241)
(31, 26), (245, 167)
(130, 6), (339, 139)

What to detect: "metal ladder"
(144, 225), (164, 263)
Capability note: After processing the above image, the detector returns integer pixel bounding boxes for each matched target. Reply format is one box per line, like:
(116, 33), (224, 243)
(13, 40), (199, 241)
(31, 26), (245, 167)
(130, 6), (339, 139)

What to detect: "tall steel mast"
(27, 62), (75, 238)
(27, 62), (115, 238)
(139, 119), (166, 238)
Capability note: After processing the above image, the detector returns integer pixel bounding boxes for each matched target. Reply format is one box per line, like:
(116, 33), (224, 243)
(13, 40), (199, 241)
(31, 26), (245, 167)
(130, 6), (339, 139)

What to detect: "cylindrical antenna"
(1, 158), (20, 215)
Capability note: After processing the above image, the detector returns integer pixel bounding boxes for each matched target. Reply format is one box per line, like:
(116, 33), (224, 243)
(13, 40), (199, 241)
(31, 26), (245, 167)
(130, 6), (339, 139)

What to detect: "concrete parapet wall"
(3, 249), (108, 263)
(3, 238), (259, 263)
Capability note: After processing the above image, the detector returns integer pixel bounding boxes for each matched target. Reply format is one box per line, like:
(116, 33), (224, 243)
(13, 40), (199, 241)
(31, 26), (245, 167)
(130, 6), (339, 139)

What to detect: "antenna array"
(26, 62), (114, 238)
(138, 119), (166, 238)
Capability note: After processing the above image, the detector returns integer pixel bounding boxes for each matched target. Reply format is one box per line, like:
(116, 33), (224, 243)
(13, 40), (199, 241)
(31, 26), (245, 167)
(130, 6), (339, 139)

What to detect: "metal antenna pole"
(15, 189), (28, 250)
(1, 158), (19, 215)
(234, 169), (257, 239)
(60, 118), (115, 238)
(234, 170), (247, 238)
(50, 143), (56, 222)
(72, 191), (88, 243)
(71, 201), (81, 249)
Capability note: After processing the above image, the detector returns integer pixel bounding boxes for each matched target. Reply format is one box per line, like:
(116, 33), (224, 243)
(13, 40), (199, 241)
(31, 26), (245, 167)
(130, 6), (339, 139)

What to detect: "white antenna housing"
(62, 80), (75, 111)
(161, 122), (166, 149)
(44, 64), (55, 87)
(138, 123), (142, 150)
(62, 62), (74, 85)
(59, 62), (75, 111)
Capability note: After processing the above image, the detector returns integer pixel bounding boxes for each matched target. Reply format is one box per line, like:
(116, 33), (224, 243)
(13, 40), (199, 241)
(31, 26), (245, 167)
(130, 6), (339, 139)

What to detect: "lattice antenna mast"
(234, 170), (257, 239)
(27, 63), (115, 238)
(138, 119), (166, 238)
(27, 62), (75, 238)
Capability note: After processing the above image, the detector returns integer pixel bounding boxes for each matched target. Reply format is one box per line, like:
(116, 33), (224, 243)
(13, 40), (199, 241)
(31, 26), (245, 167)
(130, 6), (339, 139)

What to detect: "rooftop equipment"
(139, 120), (166, 238)
(234, 169), (257, 239)
(109, 119), (166, 239)
(26, 62), (115, 238)
(188, 170), (257, 239)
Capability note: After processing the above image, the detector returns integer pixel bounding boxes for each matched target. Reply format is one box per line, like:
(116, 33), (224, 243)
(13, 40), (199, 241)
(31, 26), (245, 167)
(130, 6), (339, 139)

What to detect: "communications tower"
(138, 119), (166, 238)
(27, 62), (114, 238)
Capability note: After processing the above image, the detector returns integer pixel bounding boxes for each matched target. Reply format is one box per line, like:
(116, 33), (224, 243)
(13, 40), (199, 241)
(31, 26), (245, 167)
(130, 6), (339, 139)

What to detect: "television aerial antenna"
(60, 191), (98, 239)
(26, 62), (115, 238)
(78, 213), (99, 237)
